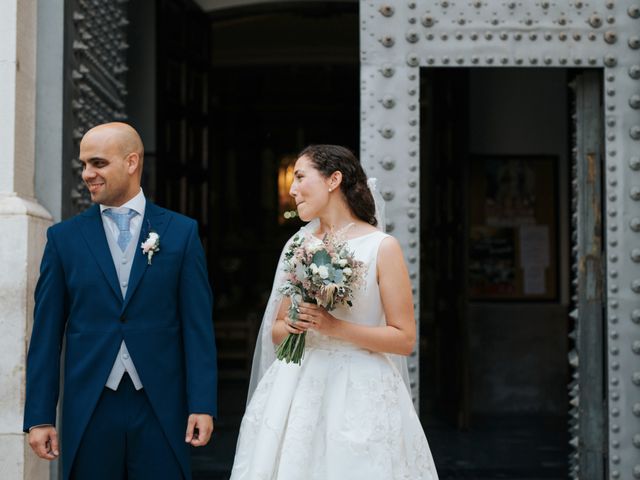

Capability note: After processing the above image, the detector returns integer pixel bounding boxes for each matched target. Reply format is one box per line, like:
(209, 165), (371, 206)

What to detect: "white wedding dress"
(230, 231), (439, 480)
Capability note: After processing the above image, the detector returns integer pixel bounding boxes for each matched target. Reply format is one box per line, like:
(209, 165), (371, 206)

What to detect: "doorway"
(419, 68), (583, 478)
(128, 1), (360, 477)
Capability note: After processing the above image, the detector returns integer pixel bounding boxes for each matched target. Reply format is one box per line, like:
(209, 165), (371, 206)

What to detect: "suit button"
(119, 315), (126, 323)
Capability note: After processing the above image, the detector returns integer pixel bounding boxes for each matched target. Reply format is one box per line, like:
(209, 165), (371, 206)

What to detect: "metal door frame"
(360, 1), (640, 477)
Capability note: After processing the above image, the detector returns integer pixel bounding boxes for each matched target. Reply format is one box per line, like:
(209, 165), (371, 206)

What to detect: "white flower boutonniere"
(141, 231), (160, 265)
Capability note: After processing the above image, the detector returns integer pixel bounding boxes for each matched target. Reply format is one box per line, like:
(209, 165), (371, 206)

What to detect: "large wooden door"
(568, 70), (606, 480)
(156, 0), (211, 252)
(420, 69), (471, 427)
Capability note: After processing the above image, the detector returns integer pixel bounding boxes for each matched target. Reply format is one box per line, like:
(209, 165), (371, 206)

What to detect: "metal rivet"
(630, 156), (640, 169)
(632, 96), (640, 109)
(632, 279), (640, 293)
(406, 31), (419, 43)
(544, 32), (552, 41)
(633, 372), (640, 385)
(632, 126), (640, 140)
(406, 54), (419, 67)
(409, 239), (417, 248)
(605, 54), (618, 67)
(408, 223), (417, 233)
(379, 5), (394, 17)
(559, 32), (567, 41)
(408, 179), (417, 188)
(631, 187), (640, 200)
(634, 403), (640, 416)
(632, 249), (640, 262)
(634, 434), (640, 447)
(630, 65), (640, 79)
(630, 36), (640, 49)
(409, 194), (417, 203)
(605, 31), (618, 44)
(381, 65), (395, 78)
(379, 156), (395, 170)
(612, 407), (620, 417)
(421, 15), (434, 27)
(381, 95), (395, 109)
(633, 340), (640, 354)
(612, 454), (621, 464)
(630, 5), (640, 18)
(379, 126), (395, 138)
(408, 209), (417, 219)
(632, 309), (640, 323)
(381, 36), (395, 47)
(386, 221), (394, 232)
(485, 32), (493, 40)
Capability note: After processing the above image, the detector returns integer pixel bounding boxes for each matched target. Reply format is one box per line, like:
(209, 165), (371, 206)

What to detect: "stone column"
(0, 0), (53, 478)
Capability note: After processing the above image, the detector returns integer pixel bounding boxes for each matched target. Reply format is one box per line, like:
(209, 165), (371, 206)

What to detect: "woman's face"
(289, 155), (332, 221)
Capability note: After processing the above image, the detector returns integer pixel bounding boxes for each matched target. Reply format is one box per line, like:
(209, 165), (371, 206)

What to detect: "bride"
(230, 145), (438, 479)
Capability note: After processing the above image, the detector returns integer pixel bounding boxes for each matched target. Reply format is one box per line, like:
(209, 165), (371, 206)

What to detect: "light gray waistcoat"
(104, 226), (143, 390)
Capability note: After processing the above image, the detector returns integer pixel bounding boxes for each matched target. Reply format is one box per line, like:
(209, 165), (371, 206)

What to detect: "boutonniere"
(141, 230), (160, 265)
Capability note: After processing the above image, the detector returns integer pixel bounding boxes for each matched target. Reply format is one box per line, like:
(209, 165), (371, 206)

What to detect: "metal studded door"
(569, 70), (606, 480)
(62, 0), (129, 218)
(156, 0), (211, 253)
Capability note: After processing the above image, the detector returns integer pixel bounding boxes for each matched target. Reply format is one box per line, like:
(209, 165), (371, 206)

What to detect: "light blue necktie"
(103, 208), (137, 252)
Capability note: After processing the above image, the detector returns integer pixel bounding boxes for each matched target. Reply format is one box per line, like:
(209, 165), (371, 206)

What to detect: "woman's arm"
(297, 236), (417, 356)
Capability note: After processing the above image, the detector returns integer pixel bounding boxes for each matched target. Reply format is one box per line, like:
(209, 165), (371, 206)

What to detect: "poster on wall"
(468, 155), (558, 300)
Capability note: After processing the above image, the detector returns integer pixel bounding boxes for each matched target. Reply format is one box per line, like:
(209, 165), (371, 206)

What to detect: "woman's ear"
(329, 171), (343, 191)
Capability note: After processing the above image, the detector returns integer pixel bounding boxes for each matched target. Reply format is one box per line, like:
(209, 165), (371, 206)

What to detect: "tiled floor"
(191, 380), (568, 480)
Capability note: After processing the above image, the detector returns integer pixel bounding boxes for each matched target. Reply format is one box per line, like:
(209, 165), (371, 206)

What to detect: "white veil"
(246, 179), (411, 402)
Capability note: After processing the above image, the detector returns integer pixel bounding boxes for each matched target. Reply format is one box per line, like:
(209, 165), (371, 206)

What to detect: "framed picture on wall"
(468, 155), (558, 300)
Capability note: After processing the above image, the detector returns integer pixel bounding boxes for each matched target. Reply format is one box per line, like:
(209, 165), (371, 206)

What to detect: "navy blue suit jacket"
(23, 202), (218, 479)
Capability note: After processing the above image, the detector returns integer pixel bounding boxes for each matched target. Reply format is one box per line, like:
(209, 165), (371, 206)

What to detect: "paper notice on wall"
(519, 225), (549, 267)
(523, 265), (546, 295)
(519, 225), (549, 295)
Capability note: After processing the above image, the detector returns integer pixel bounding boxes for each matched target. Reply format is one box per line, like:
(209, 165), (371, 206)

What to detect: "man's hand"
(185, 413), (214, 447)
(28, 426), (59, 460)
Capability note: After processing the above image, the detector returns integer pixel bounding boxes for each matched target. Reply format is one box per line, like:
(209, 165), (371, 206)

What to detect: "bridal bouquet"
(276, 231), (367, 364)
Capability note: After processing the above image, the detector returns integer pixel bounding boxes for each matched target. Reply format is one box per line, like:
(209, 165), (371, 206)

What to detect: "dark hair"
(298, 144), (377, 227)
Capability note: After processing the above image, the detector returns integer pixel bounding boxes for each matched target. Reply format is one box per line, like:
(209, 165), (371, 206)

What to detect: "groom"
(23, 122), (218, 479)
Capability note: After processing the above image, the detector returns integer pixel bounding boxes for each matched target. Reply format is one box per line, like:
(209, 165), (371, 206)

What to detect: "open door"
(420, 69), (471, 428)
(568, 70), (606, 480)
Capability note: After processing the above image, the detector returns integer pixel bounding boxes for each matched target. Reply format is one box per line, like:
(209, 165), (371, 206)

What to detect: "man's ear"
(127, 152), (141, 175)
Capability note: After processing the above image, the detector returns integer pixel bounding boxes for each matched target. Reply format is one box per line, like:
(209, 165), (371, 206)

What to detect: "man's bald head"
(83, 122), (144, 164)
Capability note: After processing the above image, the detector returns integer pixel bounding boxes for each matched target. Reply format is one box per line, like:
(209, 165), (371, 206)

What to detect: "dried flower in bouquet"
(276, 230), (367, 364)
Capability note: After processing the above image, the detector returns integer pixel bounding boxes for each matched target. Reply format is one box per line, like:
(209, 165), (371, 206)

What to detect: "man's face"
(79, 130), (137, 206)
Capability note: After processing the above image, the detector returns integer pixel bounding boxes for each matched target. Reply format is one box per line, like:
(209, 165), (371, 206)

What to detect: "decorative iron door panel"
(62, 0), (129, 218)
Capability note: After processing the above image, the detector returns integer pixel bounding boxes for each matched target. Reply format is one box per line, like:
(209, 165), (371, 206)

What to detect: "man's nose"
(82, 165), (95, 180)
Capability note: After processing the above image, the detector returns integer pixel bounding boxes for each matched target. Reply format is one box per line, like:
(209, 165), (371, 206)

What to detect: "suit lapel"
(122, 202), (170, 309)
(78, 205), (122, 300)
